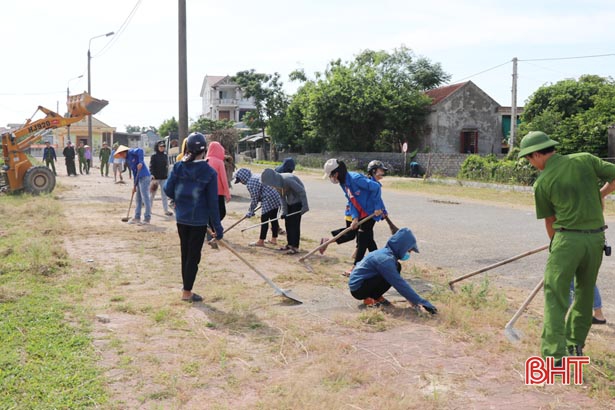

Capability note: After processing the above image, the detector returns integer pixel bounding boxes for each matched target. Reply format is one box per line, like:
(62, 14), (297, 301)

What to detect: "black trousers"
(354, 218), (377, 265)
(331, 220), (357, 244)
(285, 202), (302, 248)
(66, 159), (76, 176)
(177, 223), (207, 291)
(259, 208), (279, 240)
(350, 262), (401, 300)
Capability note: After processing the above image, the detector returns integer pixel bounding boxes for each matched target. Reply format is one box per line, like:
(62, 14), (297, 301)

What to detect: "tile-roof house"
(52, 116), (115, 152)
(200, 75), (256, 122)
(422, 81), (502, 154)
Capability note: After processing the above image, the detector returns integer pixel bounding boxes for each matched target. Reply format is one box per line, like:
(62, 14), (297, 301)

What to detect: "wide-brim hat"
(518, 131), (559, 158)
(114, 145), (129, 157)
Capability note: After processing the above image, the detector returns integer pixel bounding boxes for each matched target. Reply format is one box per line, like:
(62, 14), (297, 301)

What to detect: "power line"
(93, 0), (143, 59)
(449, 60), (511, 84)
(519, 53), (615, 62)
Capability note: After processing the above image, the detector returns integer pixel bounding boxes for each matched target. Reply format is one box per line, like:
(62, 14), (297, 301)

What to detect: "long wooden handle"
(505, 278), (544, 329)
(384, 215), (399, 234)
(298, 213), (376, 262)
(223, 205), (261, 234)
(216, 237), (285, 294)
(448, 244), (548, 287)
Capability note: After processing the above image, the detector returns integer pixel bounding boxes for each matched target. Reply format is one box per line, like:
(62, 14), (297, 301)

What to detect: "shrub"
(458, 154), (539, 186)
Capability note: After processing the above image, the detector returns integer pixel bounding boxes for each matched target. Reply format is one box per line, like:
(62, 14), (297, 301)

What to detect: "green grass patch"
(0, 195), (107, 408)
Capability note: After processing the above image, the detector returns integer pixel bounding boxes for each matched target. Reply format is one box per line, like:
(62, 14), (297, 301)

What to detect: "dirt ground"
(54, 166), (612, 409)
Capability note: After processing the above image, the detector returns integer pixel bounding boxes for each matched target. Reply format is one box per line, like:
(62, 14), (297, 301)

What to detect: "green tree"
(520, 75), (615, 157)
(189, 117), (233, 134)
(288, 46), (449, 153)
(233, 70), (289, 159)
(159, 117), (178, 139)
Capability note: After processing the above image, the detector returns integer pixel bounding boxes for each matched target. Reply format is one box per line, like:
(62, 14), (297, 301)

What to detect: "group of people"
(168, 129), (612, 367)
(48, 127), (600, 367)
(160, 133), (439, 314)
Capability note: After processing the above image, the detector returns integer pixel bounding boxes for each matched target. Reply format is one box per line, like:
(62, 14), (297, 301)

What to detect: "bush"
(458, 154), (539, 186)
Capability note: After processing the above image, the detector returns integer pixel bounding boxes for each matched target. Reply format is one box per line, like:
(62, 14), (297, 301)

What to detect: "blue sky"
(1, 0), (614, 132)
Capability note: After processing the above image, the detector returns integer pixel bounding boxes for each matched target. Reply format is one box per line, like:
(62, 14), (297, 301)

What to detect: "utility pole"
(178, 0), (188, 145)
(510, 57), (518, 150)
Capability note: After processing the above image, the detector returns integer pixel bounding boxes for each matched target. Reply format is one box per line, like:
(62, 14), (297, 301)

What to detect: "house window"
(460, 129), (478, 153)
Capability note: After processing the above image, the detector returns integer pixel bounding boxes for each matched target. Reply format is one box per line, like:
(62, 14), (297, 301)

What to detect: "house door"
(460, 129), (478, 153)
(219, 111), (230, 120)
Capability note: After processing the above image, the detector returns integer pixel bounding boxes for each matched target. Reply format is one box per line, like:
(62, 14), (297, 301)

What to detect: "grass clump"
(0, 195), (107, 409)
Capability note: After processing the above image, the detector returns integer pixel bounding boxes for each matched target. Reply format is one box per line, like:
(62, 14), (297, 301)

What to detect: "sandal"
(182, 293), (203, 302)
(285, 248), (299, 255)
(278, 245), (290, 251)
(249, 241), (265, 247)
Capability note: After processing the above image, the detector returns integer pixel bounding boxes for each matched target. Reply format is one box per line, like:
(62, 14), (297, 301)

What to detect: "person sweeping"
(519, 130), (615, 362)
(323, 158), (386, 275)
(234, 168), (283, 247)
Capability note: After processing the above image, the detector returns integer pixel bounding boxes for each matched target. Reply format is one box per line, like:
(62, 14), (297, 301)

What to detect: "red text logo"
(525, 356), (590, 385)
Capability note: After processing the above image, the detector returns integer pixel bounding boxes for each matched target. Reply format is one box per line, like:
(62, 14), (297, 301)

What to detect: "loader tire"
(23, 166), (55, 195)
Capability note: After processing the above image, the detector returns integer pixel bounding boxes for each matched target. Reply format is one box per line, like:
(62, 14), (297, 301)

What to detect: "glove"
(421, 303), (438, 315)
(215, 230), (223, 241)
(246, 213), (254, 218)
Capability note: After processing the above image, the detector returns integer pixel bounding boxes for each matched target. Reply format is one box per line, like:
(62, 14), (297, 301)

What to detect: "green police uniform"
(77, 146), (86, 174)
(99, 146), (111, 176)
(534, 152), (615, 360)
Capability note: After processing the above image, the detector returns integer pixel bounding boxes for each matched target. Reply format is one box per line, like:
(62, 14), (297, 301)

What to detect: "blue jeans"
(151, 178), (169, 212)
(569, 282), (602, 309)
(134, 176), (152, 222)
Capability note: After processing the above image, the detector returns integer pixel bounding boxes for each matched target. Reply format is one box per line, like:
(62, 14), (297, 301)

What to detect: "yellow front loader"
(1, 92), (108, 194)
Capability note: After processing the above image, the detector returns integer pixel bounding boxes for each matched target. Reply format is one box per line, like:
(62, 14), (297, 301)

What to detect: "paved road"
(227, 168), (614, 312)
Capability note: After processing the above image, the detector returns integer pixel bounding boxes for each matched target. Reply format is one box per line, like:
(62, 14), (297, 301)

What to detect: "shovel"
(448, 244), (548, 291)
(208, 229), (302, 304)
(504, 277), (544, 342)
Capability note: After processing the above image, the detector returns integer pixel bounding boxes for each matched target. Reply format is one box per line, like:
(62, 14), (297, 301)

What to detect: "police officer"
(519, 131), (615, 362)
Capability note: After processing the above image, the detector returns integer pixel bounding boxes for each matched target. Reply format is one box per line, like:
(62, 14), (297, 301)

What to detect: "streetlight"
(66, 74), (83, 143)
(87, 31), (114, 145)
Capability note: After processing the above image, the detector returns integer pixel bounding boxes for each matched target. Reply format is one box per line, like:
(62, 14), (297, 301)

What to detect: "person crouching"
(348, 227), (437, 313)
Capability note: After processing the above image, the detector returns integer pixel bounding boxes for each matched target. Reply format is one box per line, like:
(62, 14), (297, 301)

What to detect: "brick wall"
(289, 152), (505, 177)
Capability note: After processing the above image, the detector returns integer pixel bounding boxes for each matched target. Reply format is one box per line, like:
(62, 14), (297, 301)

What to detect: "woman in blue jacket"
(164, 133), (224, 302)
(324, 158), (385, 274)
(349, 227), (437, 313)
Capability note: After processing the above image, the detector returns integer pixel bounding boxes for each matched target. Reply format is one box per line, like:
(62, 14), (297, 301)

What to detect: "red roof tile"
(425, 82), (468, 105)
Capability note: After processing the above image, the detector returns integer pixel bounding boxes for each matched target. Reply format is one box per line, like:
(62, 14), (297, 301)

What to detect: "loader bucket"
(67, 92), (109, 117)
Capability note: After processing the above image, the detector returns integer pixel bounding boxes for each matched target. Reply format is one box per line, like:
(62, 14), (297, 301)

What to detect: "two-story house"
(200, 75), (256, 122)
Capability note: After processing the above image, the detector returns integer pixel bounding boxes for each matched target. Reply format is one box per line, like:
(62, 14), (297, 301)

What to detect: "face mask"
(400, 252), (411, 261)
